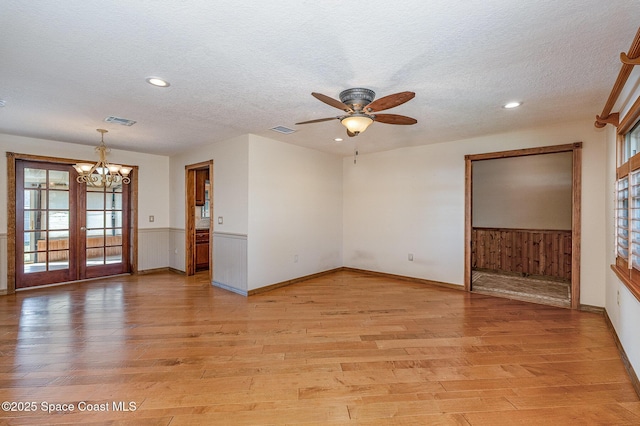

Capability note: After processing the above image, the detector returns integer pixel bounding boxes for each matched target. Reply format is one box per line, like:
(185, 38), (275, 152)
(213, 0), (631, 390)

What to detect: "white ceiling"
(0, 1), (638, 157)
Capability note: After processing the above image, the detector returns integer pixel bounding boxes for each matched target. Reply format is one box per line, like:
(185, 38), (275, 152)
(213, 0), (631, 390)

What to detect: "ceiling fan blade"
(312, 92), (352, 112)
(295, 116), (340, 125)
(373, 114), (418, 125)
(365, 91), (415, 113)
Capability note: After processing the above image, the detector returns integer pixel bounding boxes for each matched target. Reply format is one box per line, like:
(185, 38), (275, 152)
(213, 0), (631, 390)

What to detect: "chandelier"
(74, 129), (132, 188)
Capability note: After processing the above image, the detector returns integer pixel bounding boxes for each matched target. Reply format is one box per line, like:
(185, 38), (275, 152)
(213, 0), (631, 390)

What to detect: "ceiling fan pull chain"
(354, 147), (359, 164)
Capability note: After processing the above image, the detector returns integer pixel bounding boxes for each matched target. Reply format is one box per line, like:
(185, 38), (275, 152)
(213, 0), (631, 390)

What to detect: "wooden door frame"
(464, 143), (582, 309)
(184, 160), (213, 278)
(6, 152), (138, 294)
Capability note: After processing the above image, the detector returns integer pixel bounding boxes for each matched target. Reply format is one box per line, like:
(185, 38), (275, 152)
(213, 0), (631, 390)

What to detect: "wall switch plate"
(149, 215), (155, 222)
(294, 255), (299, 263)
(218, 216), (223, 225)
(408, 253), (414, 261)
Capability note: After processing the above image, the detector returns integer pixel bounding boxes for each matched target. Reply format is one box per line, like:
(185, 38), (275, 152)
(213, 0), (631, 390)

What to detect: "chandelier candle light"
(74, 129), (132, 188)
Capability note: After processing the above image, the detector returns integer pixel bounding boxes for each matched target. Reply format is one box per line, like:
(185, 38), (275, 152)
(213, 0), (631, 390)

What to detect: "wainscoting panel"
(138, 228), (170, 272)
(0, 234), (7, 294)
(169, 228), (186, 273)
(213, 232), (247, 295)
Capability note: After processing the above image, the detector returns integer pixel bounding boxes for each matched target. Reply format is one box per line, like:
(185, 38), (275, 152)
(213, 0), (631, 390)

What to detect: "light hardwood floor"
(1, 270), (639, 425)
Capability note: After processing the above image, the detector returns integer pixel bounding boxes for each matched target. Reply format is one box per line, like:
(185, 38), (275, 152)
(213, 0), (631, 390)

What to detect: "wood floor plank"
(0, 269), (638, 424)
(463, 404), (640, 425)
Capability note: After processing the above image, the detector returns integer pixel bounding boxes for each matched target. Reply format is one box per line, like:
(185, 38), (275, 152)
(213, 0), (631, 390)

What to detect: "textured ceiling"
(0, 1), (638, 157)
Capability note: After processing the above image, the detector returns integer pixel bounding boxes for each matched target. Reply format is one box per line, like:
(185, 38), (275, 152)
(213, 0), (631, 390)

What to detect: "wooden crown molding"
(594, 27), (640, 129)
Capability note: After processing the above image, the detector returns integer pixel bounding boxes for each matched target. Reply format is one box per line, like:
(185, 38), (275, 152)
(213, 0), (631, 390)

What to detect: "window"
(614, 116), (640, 300)
(201, 181), (210, 218)
(623, 120), (640, 163)
(617, 176), (629, 261)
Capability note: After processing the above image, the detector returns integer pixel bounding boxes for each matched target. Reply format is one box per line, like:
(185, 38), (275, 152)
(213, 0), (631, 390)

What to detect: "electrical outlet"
(408, 253), (414, 261)
(617, 290), (620, 306)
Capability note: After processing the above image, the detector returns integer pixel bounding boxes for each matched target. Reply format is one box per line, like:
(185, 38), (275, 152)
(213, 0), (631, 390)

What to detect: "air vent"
(270, 125), (296, 135)
(105, 116), (137, 126)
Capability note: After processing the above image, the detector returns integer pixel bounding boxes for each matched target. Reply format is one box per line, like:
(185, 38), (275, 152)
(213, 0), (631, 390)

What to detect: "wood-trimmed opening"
(464, 143), (582, 309)
(185, 160), (213, 278)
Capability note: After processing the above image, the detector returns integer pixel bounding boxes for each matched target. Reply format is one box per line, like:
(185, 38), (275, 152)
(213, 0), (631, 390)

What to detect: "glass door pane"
(23, 168), (71, 273)
(83, 182), (128, 277)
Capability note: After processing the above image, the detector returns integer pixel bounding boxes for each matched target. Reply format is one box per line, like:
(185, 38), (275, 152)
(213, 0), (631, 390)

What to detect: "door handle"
(80, 226), (86, 231)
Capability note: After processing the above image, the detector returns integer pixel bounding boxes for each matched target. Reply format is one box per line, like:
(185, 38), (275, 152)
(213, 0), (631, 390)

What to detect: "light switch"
(149, 215), (155, 223)
(218, 216), (223, 225)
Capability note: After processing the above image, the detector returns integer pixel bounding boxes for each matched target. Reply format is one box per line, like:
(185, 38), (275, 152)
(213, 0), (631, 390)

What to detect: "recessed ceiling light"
(146, 77), (170, 87)
(334, 138), (343, 142)
(503, 101), (522, 109)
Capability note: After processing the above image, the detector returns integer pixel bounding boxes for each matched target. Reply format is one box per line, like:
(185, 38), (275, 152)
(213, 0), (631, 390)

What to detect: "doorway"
(464, 143), (582, 309)
(185, 161), (213, 277)
(10, 156), (134, 290)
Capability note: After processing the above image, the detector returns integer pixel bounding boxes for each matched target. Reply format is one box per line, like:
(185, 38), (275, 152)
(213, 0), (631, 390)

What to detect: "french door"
(16, 160), (130, 288)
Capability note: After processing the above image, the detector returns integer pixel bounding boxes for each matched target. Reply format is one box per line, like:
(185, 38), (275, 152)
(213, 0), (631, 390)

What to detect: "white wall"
(343, 119), (607, 306)
(169, 134), (249, 234)
(605, 73), (640, 380)
(0, 133), (171, 291)
(0, 133), (170, 232)
(247, 135), (343, 290)
(473, 152), (573, 229)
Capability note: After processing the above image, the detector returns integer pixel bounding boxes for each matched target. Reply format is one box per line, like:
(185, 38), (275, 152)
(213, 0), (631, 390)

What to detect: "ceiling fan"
(295, 88), (417, 137)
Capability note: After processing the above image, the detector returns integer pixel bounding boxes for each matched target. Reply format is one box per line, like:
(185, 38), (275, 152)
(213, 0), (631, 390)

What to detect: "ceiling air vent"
(105, 116), (137, 126)
(270, 125), (296, 135)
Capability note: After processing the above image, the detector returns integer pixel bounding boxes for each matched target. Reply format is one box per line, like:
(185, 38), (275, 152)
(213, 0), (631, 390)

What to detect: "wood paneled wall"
(471, 227), (571, 280)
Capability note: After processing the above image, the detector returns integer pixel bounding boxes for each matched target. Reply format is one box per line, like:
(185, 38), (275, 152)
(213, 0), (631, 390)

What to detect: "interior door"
(16, 161), (77, 287)
(16, 159), (130, 288)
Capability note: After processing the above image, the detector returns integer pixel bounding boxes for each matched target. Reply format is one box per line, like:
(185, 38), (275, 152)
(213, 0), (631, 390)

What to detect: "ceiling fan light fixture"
(341, 114), (373, 135)
(298, 88), (416, 135)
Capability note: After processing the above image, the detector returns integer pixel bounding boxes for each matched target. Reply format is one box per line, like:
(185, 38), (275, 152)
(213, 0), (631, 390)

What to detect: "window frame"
(612, 99), (640, 302)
